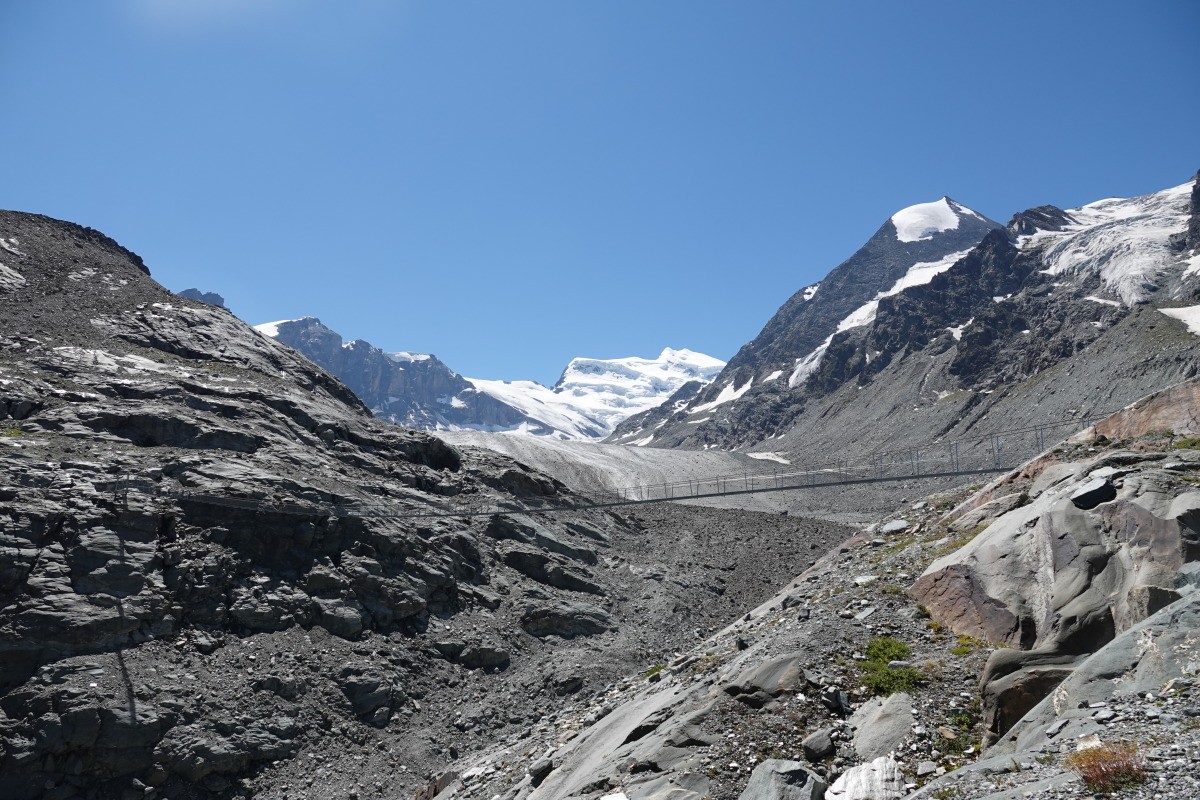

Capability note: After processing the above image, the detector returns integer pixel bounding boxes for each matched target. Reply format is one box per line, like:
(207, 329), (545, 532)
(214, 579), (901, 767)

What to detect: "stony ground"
(430, 428), (1200, 800)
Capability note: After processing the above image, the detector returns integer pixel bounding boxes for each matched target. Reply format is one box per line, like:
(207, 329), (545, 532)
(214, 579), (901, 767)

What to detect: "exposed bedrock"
(913, 385), (1200, 745)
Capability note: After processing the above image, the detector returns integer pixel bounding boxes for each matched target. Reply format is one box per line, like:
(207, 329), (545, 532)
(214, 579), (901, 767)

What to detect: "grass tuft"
(1062, 741), (1147, 791)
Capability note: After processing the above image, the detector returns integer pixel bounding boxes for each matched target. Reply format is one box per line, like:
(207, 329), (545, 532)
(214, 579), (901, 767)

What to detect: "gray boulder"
(913, 452), (1200, 742)
(723, 651), (806, 708)
(848, 692), (911, 759)
(738, 759), (826, 799)
(801, 728), (835, 762)
(520, 599), (613, 638)
(459, 644), (510, 671)
(993, 593), (1200, 755)
(826, 755), (904, 800)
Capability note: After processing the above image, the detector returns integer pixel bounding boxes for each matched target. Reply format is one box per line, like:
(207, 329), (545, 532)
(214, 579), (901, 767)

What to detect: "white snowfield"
(466, 348), (725, 440)
(890, 197), (968, 242)
(388, 351), (432, 363)
(1027, 180), (1193, 305)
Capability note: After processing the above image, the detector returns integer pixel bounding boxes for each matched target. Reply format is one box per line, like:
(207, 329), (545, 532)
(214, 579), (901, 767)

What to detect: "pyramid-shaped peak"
(890, 197), (986, 242)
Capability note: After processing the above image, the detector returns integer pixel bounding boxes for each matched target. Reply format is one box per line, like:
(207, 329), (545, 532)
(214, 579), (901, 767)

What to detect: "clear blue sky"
(2, 1), (1197, 385)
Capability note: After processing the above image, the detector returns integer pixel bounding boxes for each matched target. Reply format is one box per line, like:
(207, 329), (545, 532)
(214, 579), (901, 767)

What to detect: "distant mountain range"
(610, 174), (1200, 460)
(253, 317), (724, 440)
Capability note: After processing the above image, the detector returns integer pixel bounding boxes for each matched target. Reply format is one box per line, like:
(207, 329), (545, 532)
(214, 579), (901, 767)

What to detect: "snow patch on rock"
(691, 376), (752, 414)
(788, 248), (974, 387)
(1159, 305), (1200, 335)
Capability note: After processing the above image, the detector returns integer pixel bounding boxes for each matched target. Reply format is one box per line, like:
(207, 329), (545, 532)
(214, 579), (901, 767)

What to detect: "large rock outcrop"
(913, 381), (1200, 744)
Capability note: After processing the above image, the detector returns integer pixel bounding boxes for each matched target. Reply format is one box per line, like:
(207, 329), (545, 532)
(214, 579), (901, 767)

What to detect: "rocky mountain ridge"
(609, 197), (1003, 446)
(610, 175), (1200, 466)
(257, 317), (723, 440)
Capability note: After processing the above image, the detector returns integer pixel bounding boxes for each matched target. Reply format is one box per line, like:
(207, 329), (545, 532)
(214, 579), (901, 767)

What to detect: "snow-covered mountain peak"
(555, 349), (724, 392)
(465, 348), (725, 440)
(256, 315), (724, 441)
(890, 197), (984, 242)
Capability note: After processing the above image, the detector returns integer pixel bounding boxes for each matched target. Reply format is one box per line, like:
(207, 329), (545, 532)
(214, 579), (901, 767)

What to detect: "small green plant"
(865, 636), (911, 663)
(859, 661), (925, 696)
(642, 664), (666, 679)
(1, 423), (23, 437)
(934, 697), (982, 756)
(858, 637), (923, 696)
(1062, 741), (1147, 791)
(950, 633), (987, 656)
(1173, 436), (1200, 450)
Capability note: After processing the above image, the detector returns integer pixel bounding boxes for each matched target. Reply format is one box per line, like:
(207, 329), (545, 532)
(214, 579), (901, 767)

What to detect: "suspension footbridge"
(103, 410), (1115, 520)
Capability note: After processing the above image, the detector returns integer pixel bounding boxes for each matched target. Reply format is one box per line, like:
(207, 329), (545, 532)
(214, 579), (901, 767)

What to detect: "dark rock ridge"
(612, 174), (1200, 468)
(177, 288), (226, 308)
(0, 208), (851, 799)
(260, 316), (532, 432)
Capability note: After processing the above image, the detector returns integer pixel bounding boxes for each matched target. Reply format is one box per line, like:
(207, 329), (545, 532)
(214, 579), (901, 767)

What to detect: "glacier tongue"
(1023, 181), (1193, 305)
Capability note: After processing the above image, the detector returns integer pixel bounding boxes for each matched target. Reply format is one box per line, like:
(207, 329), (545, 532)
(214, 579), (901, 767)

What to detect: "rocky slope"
(0, 210), (849, 800)
(257, 318), (723, 440)
(435, 379), (1200, 800)
(611, 175), (1200, 469)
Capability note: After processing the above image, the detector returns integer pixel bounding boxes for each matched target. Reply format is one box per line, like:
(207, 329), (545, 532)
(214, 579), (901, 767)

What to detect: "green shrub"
(859, 661), (925, 696)
(865, 636), (910, 663)
(858, 637), (922, 696)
